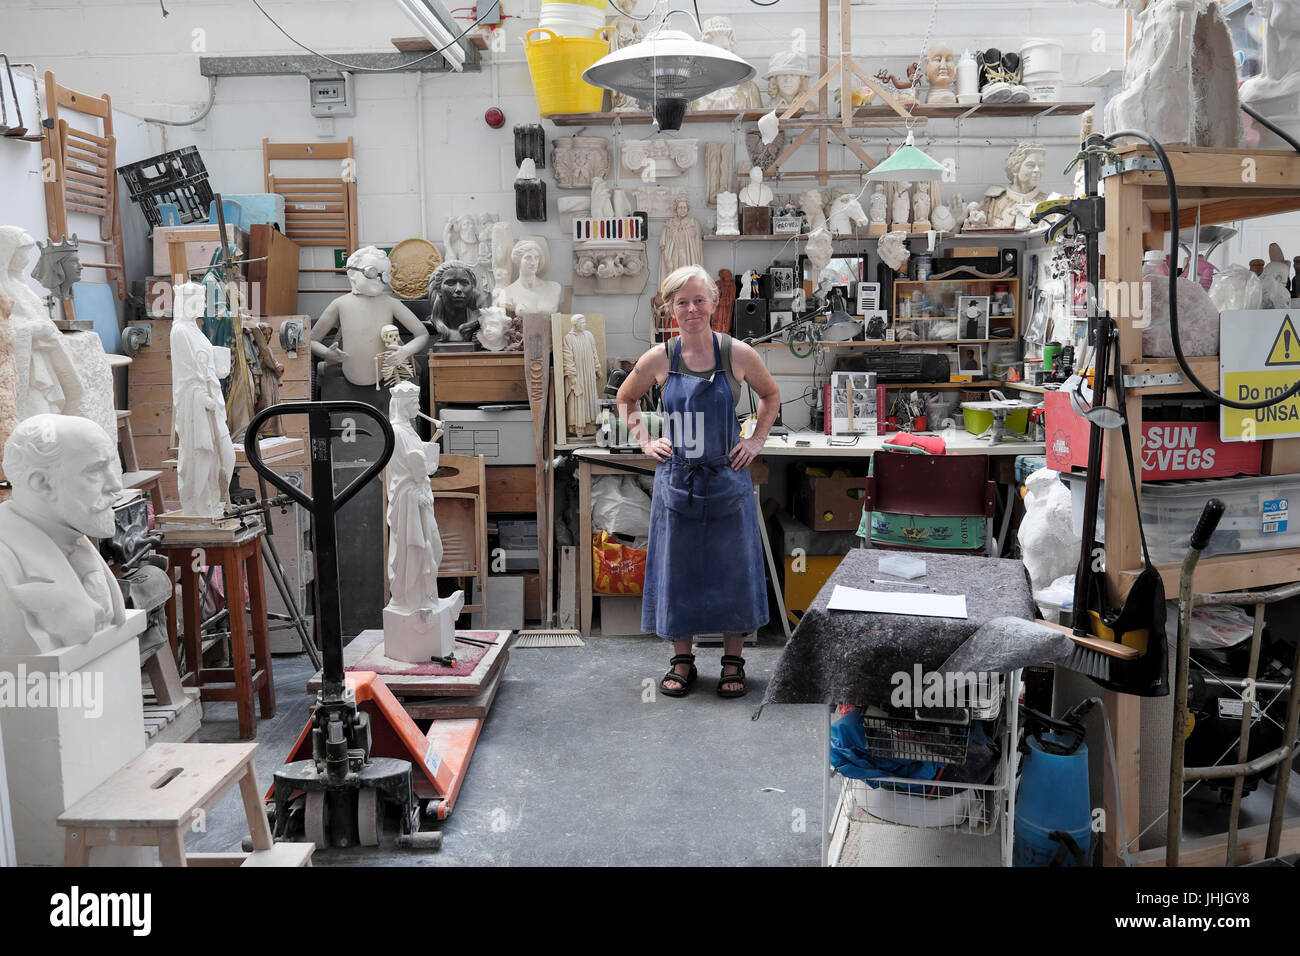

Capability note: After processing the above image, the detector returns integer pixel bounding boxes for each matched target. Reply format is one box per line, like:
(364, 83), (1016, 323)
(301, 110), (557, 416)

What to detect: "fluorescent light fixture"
(395, 0), (468, 71)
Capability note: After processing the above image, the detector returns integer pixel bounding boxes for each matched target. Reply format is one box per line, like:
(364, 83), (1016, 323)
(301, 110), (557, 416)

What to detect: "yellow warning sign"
(1265, 314), (1300, 366)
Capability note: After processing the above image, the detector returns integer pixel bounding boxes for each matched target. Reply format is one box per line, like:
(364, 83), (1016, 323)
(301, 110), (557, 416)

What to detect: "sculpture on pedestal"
(891, 182), (912, 231)
(383, 382), (464, 663)
(739, 166), (774, 207)
(912, 182), (932, 231)
(171, 282), (235, 519)
(659, 197), (704, 277)
(923, 42), (957, 104)
(31, 236), (83, 305)
(499, 238), (563, 318)
(979, 142), (1052, 230)
(563, 314), (602, 437)
(0, 414), (126, 654)
(867, 184), (888, 235)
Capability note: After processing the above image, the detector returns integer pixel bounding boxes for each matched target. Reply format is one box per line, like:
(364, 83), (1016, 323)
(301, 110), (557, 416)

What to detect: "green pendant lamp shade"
(869, 131), (946, 181)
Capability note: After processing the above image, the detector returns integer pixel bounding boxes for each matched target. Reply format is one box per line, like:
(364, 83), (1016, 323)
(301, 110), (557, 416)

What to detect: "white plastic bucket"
(1019, 38), (1064, 76)
(1026, 78), (1062, 102)
(539, 2), (605, 35)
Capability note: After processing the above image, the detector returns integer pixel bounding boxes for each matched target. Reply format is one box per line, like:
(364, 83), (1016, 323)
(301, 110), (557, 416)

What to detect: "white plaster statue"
(965, 202), (988, 228)
(1100, 0), (1242, 148)
(659, 197), (704, 277)
(0, 293), (16, 475)
(373, 324), (417, 389)
(800, 188), (834, 295)
(476, 305), (509, 351)
(171, 282), (235, 519)
(383, 382), (463, 663)
(0, 227), (84, 422)
(591, 175), (615, 221)
(892, 182), (912, 230)
(715, 191), (740, 236)
(878, 231), (911, 273)
(490, 220), (515, 300)
(980, 143), (1053, 230)
(765, 47), (813, 112)
(428, 260), (483, 342)
(0, 414), (126, 654)
(827, 192), (869, 234)
(868, 185), (888, 225)
(499, 239), (562, 317)
(552, 136), (611, 188)
(739, 166), (774, 208)
(691, 17), (764, 111)
(923, 42), (957, 104)
(1240, 0), (1300, 143)
(563, 314), (601, 436)
(757, 110), (781, 145)
(474, 213), (500, 292)
(443, 214), (479, 266)
(705, 142), (735, 207)
(311, 246), (429, 385)
(912, 182), (932, 228)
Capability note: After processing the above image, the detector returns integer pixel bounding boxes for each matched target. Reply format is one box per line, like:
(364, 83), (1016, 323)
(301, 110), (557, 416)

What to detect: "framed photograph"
(769, 309), (793, 333)
(770, 266), (795, 298)
(957, 295), (990, 340)
(958, 345), (984, 377)
(829, 370), (878, 435)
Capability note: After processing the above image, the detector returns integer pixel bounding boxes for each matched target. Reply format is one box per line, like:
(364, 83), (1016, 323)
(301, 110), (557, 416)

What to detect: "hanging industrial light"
(868, 130), (947, 181)
(581, 10), (756, 131)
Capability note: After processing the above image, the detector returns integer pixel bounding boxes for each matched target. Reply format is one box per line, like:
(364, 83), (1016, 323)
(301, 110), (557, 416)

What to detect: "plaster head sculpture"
(346, 246), (394, 297)
(31, 236), (83, 303)
(979, 142), (1051, 229)
(476, 305), (509, 351)
(0, 414), (127, 653)
(715, 191), (740, 236)
(691, 17), (764, 111)
(765, 48), (813, 112)
(878, 230), (911, 273)
(427, 259), (482, 342)
(500, 238), (563, 317)
(923, 42), (957, 104)
(739, 166), (774, 208)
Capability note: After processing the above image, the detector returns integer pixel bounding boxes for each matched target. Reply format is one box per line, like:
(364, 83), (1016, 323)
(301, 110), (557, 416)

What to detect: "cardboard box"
(795, 471), (867, 531)
(1044, 390), (1262, 480)
(442, 407), (534, 465)
(151, 224), (247, 276)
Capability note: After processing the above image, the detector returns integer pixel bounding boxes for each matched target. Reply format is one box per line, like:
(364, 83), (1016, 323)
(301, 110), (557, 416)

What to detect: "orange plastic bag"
(592, 530), (646, 595)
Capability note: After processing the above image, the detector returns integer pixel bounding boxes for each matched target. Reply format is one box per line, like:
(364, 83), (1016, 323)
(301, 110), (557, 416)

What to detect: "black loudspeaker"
(1001, 247), (1019, 275)
(733, 299), (768, 341)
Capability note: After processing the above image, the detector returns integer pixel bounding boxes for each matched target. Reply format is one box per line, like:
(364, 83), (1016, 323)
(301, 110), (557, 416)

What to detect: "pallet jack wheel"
(358, 788), (382, 847)
(397, 829), (442, 851)
(305, 791), (329, 850)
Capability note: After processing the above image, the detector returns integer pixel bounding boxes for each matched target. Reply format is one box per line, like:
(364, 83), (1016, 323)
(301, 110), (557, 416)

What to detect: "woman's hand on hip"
(729, 435), (763, 470)
(640, 436), (672, 462)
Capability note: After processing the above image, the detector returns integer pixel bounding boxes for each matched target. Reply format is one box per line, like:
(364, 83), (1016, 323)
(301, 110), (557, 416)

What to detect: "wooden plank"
(485, 466), (536, 512)
(1262, 437), (1300, 475)
(1117, 549), (1300, 596)
(1115, 144), (1300, 190)
(557, 545), (577, 629)
(306, 629), (512, 697)
(400, 658), (506, 719)
(1131, 820), (1300, 867)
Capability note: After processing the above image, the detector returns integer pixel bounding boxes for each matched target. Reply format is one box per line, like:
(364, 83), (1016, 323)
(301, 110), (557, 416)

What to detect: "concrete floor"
(191, 628), (826, 866)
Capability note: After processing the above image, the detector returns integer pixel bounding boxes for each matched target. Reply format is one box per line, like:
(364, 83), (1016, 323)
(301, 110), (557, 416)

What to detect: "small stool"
(158, 526), (275, 740)
(57, 742), (311, 867)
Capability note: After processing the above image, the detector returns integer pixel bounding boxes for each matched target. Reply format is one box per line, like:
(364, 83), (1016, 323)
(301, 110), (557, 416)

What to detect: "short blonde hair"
(658, 264), (718, 307)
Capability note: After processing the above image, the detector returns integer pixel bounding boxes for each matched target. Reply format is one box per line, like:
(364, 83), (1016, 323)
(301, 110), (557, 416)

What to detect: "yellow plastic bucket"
(524, 27), (611, 116)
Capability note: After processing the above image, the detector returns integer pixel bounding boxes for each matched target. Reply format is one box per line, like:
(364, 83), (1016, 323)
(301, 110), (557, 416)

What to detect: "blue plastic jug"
(1013, 731), (1092, 866)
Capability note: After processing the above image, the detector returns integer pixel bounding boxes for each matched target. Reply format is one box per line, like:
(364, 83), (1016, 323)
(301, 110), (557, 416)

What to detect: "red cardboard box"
(1044, 390), (1262, 479)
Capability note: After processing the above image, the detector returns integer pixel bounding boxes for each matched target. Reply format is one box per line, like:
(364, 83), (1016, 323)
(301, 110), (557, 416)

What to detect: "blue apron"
(641, 333), (769, 639)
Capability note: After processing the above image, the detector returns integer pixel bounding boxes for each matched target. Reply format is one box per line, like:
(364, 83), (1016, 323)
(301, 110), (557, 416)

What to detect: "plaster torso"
(500, 277), (562, 317)
(325, 293), (422, 387)
(739, 181), (773, 208)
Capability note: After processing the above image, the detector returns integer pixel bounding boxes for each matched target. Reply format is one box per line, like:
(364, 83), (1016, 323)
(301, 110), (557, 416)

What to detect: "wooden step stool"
(158, 525), (275, 740)
(57, 742), (313, 867)
(116, 409), (165, 517)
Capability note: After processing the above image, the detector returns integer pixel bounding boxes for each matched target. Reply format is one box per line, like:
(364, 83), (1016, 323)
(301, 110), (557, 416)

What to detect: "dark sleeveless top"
(664, 334), (740, 406)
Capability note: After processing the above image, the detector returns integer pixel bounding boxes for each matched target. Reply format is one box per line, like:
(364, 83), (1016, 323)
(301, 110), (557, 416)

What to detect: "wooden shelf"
(881, 380), (1004, 389)
(547, 102), (1095, 127)
(754, 339), (1012, 349)
(1117, 549), (1300, 596)
(703, 232), (1022, 242)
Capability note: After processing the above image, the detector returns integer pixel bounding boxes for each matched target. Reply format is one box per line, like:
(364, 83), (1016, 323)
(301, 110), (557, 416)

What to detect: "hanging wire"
(250, 0), (498, 72)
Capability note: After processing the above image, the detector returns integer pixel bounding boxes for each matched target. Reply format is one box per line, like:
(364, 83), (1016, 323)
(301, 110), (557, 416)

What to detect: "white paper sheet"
(827, 585), (968, 619)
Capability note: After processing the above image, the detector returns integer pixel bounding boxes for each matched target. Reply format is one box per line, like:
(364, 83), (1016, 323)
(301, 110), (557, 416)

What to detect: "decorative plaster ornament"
(443, 214), (479, 266)
(31, 235), (82, 303)
(931, 199), (956, 233)
(622, 137), (698, 179)
(591, 175), (615, 220)
(878, 231), (911, 273)
(563, 314), (602, 437)
(388, 238), (443, 300)
(552, 136), (611, 189)
(690, 17), (764, 111)
(572, 242), (647, 295)
(979, 142), (1053, 230)
(827, 191), (869, 235)
(0, 414), (127, 654)
(634, 184), (689, 220)
(171, 282), (236, 519)
(924, 41), (957, 104)
(499, 238), (563, 317)
(715, 191), (740, 236)
(311, 246), (430, 384)
(739, 166), (774, 208)
(427, 259), (484, 343)
(745, 128), (787, 174)
(659, 197), (704, 277)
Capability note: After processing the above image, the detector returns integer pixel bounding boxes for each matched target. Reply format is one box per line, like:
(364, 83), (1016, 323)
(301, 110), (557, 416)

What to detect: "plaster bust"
(476, 305), (509, 351)
(0, 414), (126, 654)
(427, 259), (483, 342)
(924, 41), (957, 104)
(765, 48), (813, 112)
(31, 236), (83, 302)
(499, 239), (562, 317)
(311, 245), (429, 385)
(715, 191), (740, 236)
(739, 166), (774, 208)
(691, 17), (764, 111)
(979, 142), (1051, 229)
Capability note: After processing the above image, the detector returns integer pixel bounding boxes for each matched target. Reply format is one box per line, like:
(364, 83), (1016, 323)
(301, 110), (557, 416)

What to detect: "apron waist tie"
(671, 455), (730, 505)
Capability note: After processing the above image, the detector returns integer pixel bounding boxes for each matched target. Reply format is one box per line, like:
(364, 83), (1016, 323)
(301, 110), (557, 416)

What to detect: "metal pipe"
(1227, 600), (1266, 862)
(1266, 630), (1300, 858)
(1183, 745), (1293, 781)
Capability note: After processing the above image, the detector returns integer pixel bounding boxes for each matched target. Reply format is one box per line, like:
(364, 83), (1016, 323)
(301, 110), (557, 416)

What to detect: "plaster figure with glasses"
(311, 245), (429, 388)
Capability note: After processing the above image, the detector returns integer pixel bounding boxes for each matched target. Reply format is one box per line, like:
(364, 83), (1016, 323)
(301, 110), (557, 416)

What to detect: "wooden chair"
(863, 449), (997, 554)
(263, 138), (358, 252)
(430, 454), (489, 618)
(40, 71), (126, 301)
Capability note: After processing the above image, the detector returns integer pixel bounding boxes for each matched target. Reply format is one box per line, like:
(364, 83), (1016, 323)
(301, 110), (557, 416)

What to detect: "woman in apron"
(616, 265), (782, 697)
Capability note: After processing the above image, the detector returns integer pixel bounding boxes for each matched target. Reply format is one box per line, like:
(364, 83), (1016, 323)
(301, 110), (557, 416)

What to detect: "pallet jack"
(244, 400), (442, 850)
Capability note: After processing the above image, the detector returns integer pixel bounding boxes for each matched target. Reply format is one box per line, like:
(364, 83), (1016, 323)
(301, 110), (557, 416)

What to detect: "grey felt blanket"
(759, 549), (1049, 709)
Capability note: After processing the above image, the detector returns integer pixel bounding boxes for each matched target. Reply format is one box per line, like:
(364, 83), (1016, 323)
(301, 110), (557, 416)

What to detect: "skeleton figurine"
(374, 324), (417, 390)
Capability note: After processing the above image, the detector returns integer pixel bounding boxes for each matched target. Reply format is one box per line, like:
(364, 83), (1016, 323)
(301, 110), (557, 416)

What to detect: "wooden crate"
(427, 352), (526, 410)
(485, 465), (536, 512)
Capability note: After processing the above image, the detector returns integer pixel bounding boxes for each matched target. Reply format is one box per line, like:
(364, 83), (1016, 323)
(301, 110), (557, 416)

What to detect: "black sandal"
(717, 655), (747, 698)
(660, 654), (697, 697)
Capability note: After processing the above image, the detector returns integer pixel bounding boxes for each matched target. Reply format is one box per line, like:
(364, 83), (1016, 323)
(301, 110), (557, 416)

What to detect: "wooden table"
(58, 742), (311, 867)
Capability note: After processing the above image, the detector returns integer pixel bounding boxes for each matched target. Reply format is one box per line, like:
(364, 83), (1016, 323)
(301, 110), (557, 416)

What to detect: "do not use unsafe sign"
(1221, 310), (1300, 441)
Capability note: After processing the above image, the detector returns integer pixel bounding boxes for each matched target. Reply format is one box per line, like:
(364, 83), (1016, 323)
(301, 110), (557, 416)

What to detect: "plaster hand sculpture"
(427, 260), (483, 343)
(0, 226), (84, 421)
(563, 314), (602, 437)
(892, 182), (912, 231)
(979, 143), (1052, 230)
(1239, 0), (1300, 118)
(827, 191), (869, 235)
(591, 175), (615, 221)
(1100, 0), (1242, 148)
(705, 142), (734, 207)
(765, 48), (813, 112)
(476, 306), (509, 351)
(878, 231), (911, 273)
(947, 194), (968, 232)
(923, 42), (957, 104)
(171, 282), (236, 519)
(715, 191), (740, 236)
(691, 17), (764, 111)
(311, 246), (429, 384)
(659, 197), (704, 278)
(0, 414), (127, 654)
(383, 382), (463, 663)
(912, 182), (932, 231)
(867, 183), (889, 235)
(31, 235), (83, 305)
(499, 238), (563, 317)
(739, 166), (774, 208)
(374, 324), (417, 388)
